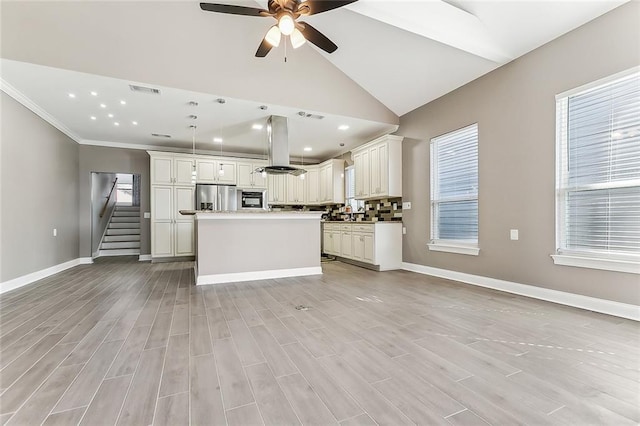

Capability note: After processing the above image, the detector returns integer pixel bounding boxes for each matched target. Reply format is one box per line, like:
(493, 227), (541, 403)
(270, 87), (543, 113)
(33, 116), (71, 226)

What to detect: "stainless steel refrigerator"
(195, 184), (238, 211)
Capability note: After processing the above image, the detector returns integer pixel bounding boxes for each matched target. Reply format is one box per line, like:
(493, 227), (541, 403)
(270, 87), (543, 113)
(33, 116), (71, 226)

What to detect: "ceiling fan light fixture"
(278, 14), (295, 36)
(290, 28), (306, 49)
(265, 25), (282, 47)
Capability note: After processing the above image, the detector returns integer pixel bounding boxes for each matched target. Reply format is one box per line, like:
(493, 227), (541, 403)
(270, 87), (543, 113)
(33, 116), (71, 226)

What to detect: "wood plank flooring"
(0, 256), (638, 425)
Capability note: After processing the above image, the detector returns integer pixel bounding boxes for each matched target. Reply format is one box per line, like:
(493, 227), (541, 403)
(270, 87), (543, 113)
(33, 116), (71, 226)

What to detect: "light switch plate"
(510, 229), (519, 240)
(53, 228), (57, 237)
(144, 212), (151, 219)
(403, 227), (407, 235)
(402, 202), (411, 210)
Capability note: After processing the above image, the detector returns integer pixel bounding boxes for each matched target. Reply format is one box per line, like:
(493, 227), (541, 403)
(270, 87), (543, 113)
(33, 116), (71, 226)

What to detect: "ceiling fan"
(200, 0), (357, 57)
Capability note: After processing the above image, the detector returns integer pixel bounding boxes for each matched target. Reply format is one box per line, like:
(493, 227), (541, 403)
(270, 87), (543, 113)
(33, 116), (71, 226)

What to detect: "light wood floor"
(0, 257), (638, 425)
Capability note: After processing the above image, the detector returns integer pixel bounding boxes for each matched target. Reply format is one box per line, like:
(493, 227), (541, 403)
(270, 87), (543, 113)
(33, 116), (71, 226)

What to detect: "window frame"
(552, 67), (640, 274)
(428, 123), (480, 256)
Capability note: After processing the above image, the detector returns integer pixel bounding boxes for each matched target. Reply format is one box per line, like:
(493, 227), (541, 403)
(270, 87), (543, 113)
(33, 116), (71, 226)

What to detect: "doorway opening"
(91, 172), (142, 258)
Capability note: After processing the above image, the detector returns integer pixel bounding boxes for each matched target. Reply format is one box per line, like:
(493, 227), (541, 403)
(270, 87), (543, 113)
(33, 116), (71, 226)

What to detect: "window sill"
(428, 243), (479, 256)
(551, 253), (640, 275)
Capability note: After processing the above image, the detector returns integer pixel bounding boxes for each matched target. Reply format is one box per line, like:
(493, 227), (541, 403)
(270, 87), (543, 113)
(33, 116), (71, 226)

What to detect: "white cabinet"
(196, 159), (236, 184)
(351, 135), (403, 200)
(286, 174), (306, 204)
(267, 174), (286, 204)
(341, 226), (353, 258)
(151, 185), (195, 258)
(237, 161), (267, 189)
(318, 159), (345, 205)
(151, 157), (194, 185)
(322, 223), (342, 256)
(353, 150), (370, 199)
(305, 167), (320, 205)
(352, 232), (374, 264)
(322, 222), (402, 270)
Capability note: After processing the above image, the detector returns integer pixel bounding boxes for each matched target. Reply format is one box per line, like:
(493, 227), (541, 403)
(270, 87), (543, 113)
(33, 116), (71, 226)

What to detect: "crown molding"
(0, 78), (83, 143)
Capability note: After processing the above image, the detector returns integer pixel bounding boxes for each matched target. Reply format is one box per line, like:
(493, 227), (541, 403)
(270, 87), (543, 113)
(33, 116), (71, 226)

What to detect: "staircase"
(99, 205), (141, 257)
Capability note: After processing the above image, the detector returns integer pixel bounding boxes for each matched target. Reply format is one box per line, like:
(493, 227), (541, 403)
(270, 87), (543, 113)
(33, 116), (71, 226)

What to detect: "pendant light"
(217, 98), (225, 176)
(190, 125), (197, 184)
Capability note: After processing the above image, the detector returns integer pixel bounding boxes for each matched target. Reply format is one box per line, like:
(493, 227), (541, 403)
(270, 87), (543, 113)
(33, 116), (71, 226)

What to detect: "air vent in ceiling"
(297, 111), (325, 120)
(151, 133), (171, 138)
(130, 84), (161, 95)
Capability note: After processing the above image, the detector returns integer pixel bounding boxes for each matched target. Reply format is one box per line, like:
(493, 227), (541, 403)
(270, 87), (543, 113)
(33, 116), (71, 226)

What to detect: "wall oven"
(239, 190), (267, 210)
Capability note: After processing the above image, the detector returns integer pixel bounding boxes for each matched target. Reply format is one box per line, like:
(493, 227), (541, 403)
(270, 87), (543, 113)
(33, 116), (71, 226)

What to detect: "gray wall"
(79, 146), (150, 257)
(1, 92), (79, 282)
(91, 172), (117, 256)
(398, 2), (640, 305)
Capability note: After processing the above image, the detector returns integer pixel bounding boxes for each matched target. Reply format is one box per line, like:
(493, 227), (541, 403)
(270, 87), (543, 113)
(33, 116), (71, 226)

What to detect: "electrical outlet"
(144, 212), (151, 219)
(53, 228), (57, 237)
(510, 229), (519, 240)
(402, 227), (407, 235)
(402, 202), (411, 210)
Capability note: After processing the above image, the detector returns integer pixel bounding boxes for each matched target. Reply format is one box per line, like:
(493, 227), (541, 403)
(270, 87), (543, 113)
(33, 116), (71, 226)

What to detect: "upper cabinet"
(267, 174), (287, 204)
(351, 135), (403, 200)
(286, 174), (305, 204)
(151, 156), (194, 186)
(318, 159), (345, 205)
(305, 166), (320, 205)
(237, 161), (267, 189)
(353, 149), (370, 199)
(196, 159), (237, 185)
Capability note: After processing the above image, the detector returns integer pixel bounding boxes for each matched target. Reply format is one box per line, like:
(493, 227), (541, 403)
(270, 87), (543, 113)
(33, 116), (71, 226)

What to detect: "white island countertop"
(193, 211), (323, 220)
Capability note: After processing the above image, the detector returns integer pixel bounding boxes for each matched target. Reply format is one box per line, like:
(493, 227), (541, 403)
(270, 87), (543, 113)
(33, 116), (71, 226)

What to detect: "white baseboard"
(0, 257), (93, 295)
(197, 266), (322, 285)
(402, 262), (640, 321)
(139, 254), (152, 262)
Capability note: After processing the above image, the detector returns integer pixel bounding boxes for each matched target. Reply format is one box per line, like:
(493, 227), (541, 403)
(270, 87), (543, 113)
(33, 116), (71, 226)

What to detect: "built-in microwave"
(239, 190), (267, 210)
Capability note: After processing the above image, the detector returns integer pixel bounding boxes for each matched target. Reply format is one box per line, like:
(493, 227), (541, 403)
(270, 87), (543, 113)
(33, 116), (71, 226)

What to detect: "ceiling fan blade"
(200, 3), (269, 17)
(255, 38), (273, 57)
(299, 22), (338, 53)
(303, 0), (357, 16)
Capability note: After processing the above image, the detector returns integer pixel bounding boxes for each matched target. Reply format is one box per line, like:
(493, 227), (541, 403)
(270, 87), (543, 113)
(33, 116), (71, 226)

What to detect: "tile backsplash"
(325, 197), (403, 222)
(270, 198), (402, 222)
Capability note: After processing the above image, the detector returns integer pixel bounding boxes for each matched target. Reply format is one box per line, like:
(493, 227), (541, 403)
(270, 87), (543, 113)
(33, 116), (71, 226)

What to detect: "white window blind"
(430, 124), (479, 245)
(556, 70), (640, 261)
(344, 166), (363, 212)
(345, 166), (355, 199)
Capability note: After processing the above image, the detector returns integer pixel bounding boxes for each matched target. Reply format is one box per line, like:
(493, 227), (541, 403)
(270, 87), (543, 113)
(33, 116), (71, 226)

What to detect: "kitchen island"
(194, 211), (323, 285)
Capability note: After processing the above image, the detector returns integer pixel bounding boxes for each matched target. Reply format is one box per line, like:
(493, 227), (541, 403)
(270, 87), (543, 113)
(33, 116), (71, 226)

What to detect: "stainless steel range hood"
(262, 115), (306, 176)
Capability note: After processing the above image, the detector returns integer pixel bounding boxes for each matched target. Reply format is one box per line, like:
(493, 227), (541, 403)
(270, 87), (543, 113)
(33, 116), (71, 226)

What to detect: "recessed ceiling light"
(90, 91), (98, 96)
(120, 100), (126, 105)
(132, 121), (138, 126)
(213, 137), (223, 143)
(100, 103), (107, 108)
(114, 122), (120, 126)
(252, 124), (263, 130)
(304, 147), (312, 152)
(108, 113), (114, 118)
(338, 125), (349, 131)
(90, 116), (96, 120)
(68, 93), (76, 98)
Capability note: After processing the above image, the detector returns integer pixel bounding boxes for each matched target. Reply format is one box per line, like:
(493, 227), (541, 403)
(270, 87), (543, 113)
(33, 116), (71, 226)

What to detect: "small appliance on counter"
(196, 184), (237, 211)
(238, 189), (267, 210)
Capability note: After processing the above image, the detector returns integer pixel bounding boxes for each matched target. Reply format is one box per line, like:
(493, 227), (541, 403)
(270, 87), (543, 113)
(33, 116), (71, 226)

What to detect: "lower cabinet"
(322, 222), (402, 270)
(352, 232), (374, 263)
(151, 185), (195, 258)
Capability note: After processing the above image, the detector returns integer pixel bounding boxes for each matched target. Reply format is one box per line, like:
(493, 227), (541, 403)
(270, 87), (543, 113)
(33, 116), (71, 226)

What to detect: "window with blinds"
(430, 124), (479, 249)
(344, 166), (364, 212)
(556, 70), (640, 265)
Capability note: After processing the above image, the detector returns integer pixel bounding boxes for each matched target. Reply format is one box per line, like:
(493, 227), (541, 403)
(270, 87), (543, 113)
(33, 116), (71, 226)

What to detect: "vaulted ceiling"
(0, 0), (627, 159)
